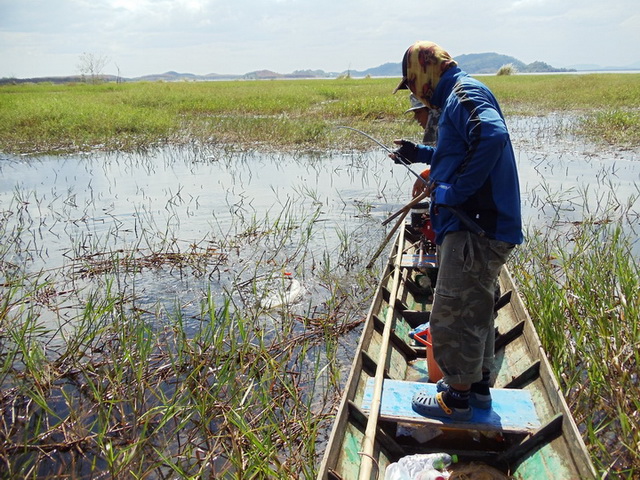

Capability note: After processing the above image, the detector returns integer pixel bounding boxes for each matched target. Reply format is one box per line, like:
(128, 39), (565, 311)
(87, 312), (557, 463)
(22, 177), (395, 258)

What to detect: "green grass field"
(1, 74), (639, 154)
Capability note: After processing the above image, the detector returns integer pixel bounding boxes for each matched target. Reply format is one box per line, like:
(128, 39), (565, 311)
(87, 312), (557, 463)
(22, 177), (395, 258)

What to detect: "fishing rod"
(336, 125), (429, 188)
(336, 125), (486, 237)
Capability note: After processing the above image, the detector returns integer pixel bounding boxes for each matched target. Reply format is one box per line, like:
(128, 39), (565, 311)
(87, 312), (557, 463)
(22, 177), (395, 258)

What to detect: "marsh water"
(1, 146), (398, 332)
(2, 115), (640, 336)
(2, 114), (640, 476)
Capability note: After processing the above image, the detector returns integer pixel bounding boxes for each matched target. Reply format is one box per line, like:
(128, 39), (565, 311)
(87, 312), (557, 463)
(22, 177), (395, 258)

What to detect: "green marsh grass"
(0, 276), (368, 478)
(511, 190), (640, 478)
(2, 74), (639, 155)
(481, 74), (640, 146)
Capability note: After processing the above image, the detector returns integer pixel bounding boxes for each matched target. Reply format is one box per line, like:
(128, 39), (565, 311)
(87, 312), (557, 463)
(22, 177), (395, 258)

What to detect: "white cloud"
(0, 0), (638, 78)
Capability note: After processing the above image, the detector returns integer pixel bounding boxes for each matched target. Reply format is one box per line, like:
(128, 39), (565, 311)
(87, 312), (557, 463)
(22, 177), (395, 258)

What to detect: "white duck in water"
(260, 272), (304, 309)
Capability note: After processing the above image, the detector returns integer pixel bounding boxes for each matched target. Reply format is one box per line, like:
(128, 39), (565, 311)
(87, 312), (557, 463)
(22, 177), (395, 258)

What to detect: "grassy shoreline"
(512, 212), (640, 477)
(1, 74), (639, 155)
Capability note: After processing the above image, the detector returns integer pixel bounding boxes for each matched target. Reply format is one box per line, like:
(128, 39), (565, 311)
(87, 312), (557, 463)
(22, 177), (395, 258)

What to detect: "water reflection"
(1, 148), (398, 267)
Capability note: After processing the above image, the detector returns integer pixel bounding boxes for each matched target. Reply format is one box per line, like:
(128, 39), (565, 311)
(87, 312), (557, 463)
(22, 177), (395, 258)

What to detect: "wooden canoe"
(316, 221), (596, 480)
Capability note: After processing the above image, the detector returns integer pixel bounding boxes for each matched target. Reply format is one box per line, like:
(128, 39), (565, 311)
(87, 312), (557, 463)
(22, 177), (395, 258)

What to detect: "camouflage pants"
(431, 231), (515, 385)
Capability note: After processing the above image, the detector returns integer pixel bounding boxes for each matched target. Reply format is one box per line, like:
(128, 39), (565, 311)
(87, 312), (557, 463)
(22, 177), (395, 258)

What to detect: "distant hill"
(135, 71), (200, 82)
(454, 53), (575, 74)
(349, 62), (400, 77)
(135, 71), (240, 82)
(355, 53), (575, 77)
(455, 53), (527, 73)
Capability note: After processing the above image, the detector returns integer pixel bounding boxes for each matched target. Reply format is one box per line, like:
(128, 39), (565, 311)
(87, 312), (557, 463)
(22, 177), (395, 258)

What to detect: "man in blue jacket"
(391, 41), (524, 420)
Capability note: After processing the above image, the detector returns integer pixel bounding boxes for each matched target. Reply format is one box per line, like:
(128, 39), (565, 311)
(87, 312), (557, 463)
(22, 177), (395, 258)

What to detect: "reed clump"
(511, 197), (640, 478)
(496, 63), (518, 76)
(0, 172), (378, 478)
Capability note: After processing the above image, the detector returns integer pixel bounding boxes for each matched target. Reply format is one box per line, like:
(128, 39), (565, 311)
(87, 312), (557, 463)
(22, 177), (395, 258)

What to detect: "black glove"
(392, 140), (418, 164)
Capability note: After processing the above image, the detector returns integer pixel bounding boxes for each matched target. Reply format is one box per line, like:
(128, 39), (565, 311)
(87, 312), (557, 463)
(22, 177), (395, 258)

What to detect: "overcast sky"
(1, 0), (639, 79)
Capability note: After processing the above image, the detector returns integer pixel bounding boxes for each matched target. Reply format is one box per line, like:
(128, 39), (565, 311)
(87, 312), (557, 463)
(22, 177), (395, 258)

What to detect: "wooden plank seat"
(400, 253), (438, 269)
(361, 379), (541, 434)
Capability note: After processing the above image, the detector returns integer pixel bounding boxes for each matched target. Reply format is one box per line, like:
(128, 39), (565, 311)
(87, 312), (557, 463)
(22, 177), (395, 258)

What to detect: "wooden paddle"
(381, 190), (429, 226)
(366, 191), (429, 270)
(366, 208), (408, 269)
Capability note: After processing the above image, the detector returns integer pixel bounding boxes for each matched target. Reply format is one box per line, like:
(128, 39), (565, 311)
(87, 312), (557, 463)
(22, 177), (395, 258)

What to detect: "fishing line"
(335, 125), (429, 187)
(336, 125), (486, 237)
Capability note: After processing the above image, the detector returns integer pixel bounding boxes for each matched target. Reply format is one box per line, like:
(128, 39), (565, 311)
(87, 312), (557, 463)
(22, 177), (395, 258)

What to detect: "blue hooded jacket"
(413, 67), (523, 245)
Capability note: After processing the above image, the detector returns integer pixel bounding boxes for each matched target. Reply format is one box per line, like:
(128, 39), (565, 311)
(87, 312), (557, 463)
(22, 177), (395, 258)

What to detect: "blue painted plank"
(362, 378), (541, 433)
(400, 253), (437, 268)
